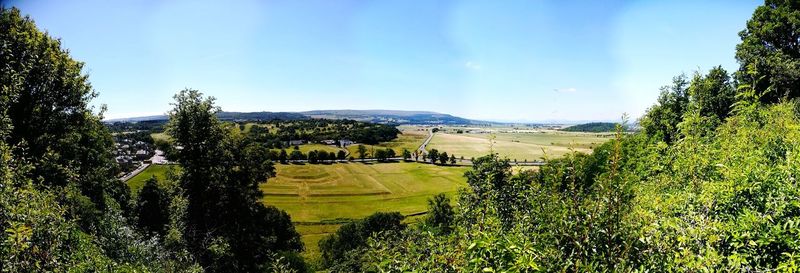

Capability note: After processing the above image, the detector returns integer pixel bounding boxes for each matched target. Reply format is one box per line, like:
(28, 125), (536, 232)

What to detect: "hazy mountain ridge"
(105, 110), (489, 125)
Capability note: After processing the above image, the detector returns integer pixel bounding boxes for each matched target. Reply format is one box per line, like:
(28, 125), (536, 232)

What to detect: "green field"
(428, 130), (611, 161)
(150, 132), (171, 142)
(281, 143), (344, 154)
(260, 162), (467, 223)
(126, 164), (179, 192)
(345, 127), (427, 156)
(260, 161), (466, 260)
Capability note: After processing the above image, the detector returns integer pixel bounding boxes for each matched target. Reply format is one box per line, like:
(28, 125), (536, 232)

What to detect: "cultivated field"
(344, 126), (428, 156)
(260, 162), (468, 223)
(427, 130), (611, 161)
(282, 143), (344, 154)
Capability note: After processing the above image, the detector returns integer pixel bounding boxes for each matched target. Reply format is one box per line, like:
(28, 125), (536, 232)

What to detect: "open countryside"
(9, 1), (800, 272)
(428, 128), (612, 161)
(127, 123), (605, 262)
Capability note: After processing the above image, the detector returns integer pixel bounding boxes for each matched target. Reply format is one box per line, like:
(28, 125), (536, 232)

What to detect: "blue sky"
(9, 0), (761, 122)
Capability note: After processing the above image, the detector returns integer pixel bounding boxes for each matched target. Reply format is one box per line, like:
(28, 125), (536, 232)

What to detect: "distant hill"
(561, 122), (618, 132)
(215, 111), (308, 121)
(105, 111), (307, 123)
(301, 110), (481, 124)
(106, 109), (489, 125)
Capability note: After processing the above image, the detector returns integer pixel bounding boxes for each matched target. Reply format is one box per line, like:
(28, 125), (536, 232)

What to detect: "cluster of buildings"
(288, 139), (354, 147)
(114, 138), (154, 172)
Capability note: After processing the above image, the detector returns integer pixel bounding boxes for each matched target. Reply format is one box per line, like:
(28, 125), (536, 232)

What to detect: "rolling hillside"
(106, 109), (489, 125)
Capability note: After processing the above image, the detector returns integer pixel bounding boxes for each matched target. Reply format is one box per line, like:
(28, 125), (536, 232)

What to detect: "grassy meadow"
(344, 126), (428, 156)
(126, 164), (179, 193)
(260, 162), (467, 223)
(260, 161), (466, 260)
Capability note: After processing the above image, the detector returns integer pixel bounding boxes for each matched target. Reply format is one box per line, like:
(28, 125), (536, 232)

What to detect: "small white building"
(321, 140), (336, 145)
(338, 139), (354, 147)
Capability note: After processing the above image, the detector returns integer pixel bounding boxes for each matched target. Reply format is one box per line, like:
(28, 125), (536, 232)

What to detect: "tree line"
(246, 119), (400, 149)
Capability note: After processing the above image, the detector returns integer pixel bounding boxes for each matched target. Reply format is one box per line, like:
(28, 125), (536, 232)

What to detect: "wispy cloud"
(465, 61), (481, 70)
(554, 87), (577, 93)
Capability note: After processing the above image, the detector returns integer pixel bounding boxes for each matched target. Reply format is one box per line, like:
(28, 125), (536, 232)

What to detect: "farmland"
(427, 129), (611, 161)
(131, 125), (606, 262)
(260, 162), (467, 223)
(344, 125), (428, 156)
(259, 161), (467, 260)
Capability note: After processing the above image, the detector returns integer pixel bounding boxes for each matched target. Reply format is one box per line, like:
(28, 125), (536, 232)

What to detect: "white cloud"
(554, 87), (577, 93)
(465, 61), (481, 70)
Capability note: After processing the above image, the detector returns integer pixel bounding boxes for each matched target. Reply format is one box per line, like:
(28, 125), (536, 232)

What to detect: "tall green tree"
(428, 149), (439, 164)
(0, 7), (129, 216)
(402, 149), (411, 161)
(439, 152), (449, 165)
(167, 89), (301, 272)
(640, 75), (690, 144)
(425, 193), (454, 234)
(357, 144), (368, 159)
(689, 66), (736, 122)
(135, 177), (170, 235)
(735, 0), (800, 102)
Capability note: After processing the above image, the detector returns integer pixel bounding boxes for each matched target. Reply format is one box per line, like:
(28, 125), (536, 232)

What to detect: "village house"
(288, 140), (306, 146)
(338, 139), (354, 147)
(320, 139), (336, 145)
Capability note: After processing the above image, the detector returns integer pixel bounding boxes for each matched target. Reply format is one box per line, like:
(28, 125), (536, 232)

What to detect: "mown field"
(344, 126), (428, 156)
(126, 164), (179, 193)
(259, 161), (466, 259)
(428, 130), (611, 161)
(260, 162), (467, 222)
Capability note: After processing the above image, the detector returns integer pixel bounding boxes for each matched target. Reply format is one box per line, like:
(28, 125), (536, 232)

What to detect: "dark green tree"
(308, 150), (319, 164)
(428, 149), (439, 164)
(640, 75), (690, 143)
(402, 149), (411, 161)
(289, 150), (305, 161)
(439, 152), (449, 165)
(337, 150), (346, 160)
(0, 7), (129, 218)
(319, 212), (405, 269)
(425, 193), (454, 234)
(357, 144), (368, 160)
(735, 0), (800, 102)
(374, 149), (388, 162)
(135, 177), (170, 235)
(167, 89), (302, 272)
(279, 149), (288, 164)
(689, 66), (736, 122)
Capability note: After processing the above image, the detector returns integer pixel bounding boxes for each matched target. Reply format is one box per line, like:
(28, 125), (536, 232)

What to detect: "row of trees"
(426, 148), (458, 165)
(246, 119), (400, 148)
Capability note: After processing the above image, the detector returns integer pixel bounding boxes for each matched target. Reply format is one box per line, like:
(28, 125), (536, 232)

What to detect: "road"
(119, 149), (169, 182)
(120, 162), (149, 182)
(416, 129), (434, 156)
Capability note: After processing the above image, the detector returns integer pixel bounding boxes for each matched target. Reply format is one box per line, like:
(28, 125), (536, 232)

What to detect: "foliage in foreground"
(339, 102), (800, 272)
